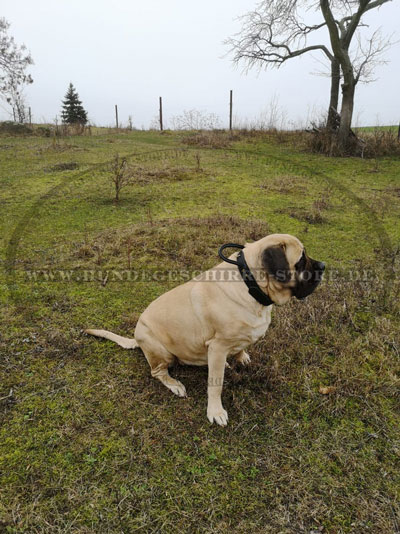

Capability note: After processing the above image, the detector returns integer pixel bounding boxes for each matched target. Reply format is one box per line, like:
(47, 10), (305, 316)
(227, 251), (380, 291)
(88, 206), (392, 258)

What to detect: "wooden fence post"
(159, 97), (163, 131)
(115, 105), (119, 129)
(229, 90), (233, 131)
(28, 107), (32, 126)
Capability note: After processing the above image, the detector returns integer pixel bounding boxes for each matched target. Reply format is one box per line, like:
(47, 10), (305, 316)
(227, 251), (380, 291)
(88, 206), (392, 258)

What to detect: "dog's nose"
(316, 261), (325, 271)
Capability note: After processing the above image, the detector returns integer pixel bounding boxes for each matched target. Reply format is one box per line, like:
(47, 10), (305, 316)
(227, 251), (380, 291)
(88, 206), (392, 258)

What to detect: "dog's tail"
(85, 329), (139, 349)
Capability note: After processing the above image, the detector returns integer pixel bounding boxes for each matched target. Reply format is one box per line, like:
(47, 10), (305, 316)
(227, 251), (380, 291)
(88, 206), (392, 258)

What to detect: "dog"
(85, 233), (325, 426)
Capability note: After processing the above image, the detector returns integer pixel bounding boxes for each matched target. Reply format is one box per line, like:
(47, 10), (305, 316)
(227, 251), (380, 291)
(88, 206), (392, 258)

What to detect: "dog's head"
(246, 234), (325, 305)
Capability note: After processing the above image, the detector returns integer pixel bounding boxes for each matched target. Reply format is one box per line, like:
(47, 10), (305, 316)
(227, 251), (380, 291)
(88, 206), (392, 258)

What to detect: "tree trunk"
(338, 80), (355, 149)
(327, 57), (340, 129)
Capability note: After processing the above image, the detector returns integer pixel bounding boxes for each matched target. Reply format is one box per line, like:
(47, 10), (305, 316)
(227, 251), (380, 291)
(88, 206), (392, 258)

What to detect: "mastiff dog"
(86, 233), (325, 426)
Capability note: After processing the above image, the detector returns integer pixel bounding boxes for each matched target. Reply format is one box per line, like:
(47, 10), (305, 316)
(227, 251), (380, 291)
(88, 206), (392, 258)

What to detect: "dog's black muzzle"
(294, 260), (325, 300)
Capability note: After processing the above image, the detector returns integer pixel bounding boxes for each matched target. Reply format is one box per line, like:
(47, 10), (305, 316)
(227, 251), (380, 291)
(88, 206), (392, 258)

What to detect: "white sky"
(1, 0), (399, 128)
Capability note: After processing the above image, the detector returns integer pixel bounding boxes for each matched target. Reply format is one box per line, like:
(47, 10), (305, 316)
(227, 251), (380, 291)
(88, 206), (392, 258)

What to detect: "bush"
(0, 122), (54, 138)
(360, 128), (400, 158)
(35, 126), (52, 137)
(181, 131), (234, 148)
(306, 127), (400, 158)
(0, 121), (33, 136)
(171, 109), (221, 130)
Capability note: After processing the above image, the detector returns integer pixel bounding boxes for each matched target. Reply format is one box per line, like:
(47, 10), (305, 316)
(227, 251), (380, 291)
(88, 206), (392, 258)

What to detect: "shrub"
(181, 131), (233, 148)
(35, 126), (52, 137)
(360, 128), (400, 158)
(0, 121), (33, 136)
(306, 126), (400, 158)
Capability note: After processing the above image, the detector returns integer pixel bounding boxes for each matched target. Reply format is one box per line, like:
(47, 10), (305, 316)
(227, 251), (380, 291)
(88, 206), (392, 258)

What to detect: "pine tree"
(61, 83), (88, 124)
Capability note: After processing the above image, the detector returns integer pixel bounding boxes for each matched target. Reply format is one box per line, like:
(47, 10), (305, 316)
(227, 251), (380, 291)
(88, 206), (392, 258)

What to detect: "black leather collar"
(218, 243), (274, 306)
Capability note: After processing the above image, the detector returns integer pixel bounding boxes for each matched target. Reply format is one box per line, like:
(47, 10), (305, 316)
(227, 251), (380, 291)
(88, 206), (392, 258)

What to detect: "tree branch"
(364, 0), (392, 13)
(342, 0), (370, 48)
(320, 0), (343, 58)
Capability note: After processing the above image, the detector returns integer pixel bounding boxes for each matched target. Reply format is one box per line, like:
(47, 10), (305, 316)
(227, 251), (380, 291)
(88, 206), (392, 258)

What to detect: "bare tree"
(110, 153), (130, 203)
(226, 0), (393, 146)
(320, 0), (392, 147)
(0, 18), (33, 111)
(171, 109), (222, 130)
(3, 74), (28, 122)
(226, 1), (340, 128)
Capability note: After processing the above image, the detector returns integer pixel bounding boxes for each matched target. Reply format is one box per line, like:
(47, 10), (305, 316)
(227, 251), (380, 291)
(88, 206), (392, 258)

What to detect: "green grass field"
(1, 129), (399, 533)
(355, 125), (398, 133)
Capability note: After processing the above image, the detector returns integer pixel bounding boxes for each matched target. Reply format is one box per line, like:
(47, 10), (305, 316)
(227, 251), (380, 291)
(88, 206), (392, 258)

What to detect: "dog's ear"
(262, 245), (291, 283)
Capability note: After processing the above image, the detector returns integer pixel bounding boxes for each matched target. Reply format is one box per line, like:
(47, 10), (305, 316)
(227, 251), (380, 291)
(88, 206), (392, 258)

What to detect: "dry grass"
(130, 163), (206, 184)
(180, 128), (311, 152)
(71, 215), (270, 271)
(360, 129), (400, 158)
(386, 186), (400, 198)
(35, 140), (86, 154)
(275, 193), (331, 226)
(181, 131), (236, 148)
(286, 207), (325, 224)
(306, 127), (400, 158)
(259, 174), (308, 195)
(45, 161), (79, 172)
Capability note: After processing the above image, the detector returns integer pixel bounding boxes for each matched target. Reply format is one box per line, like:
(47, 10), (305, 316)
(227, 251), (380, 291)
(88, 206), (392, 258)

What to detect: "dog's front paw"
(207, 406), (228, 426)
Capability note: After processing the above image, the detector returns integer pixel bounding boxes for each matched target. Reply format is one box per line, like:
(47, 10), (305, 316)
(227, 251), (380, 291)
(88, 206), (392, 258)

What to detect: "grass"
(355, 125), (398, 133)
(0, 128), (399, 533)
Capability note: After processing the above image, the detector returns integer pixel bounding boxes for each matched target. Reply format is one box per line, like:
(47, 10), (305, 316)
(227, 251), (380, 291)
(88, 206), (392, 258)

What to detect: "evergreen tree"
(61, 83), (88, 124)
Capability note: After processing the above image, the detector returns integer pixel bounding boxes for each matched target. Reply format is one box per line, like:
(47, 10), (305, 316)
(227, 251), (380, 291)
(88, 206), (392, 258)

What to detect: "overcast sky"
(1, 0), (399, 128)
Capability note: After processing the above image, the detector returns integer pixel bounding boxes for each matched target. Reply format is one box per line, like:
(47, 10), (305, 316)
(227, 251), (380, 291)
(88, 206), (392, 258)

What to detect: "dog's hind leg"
(136, 327), (187, 398)
(234, 350), (251, 366)
(150, 359), (187, 398)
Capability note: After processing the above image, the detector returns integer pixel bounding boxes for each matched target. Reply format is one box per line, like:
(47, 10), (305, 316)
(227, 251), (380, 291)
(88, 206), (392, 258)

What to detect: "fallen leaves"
(319, 385), (337, 395)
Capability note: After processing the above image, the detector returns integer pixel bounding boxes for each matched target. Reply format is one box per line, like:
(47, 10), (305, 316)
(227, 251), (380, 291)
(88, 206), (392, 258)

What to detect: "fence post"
(229, 90), (233, 131)
(115, 105), (119, 129)
(159, 97), (163, 131)
(28, 107), (32, 126)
